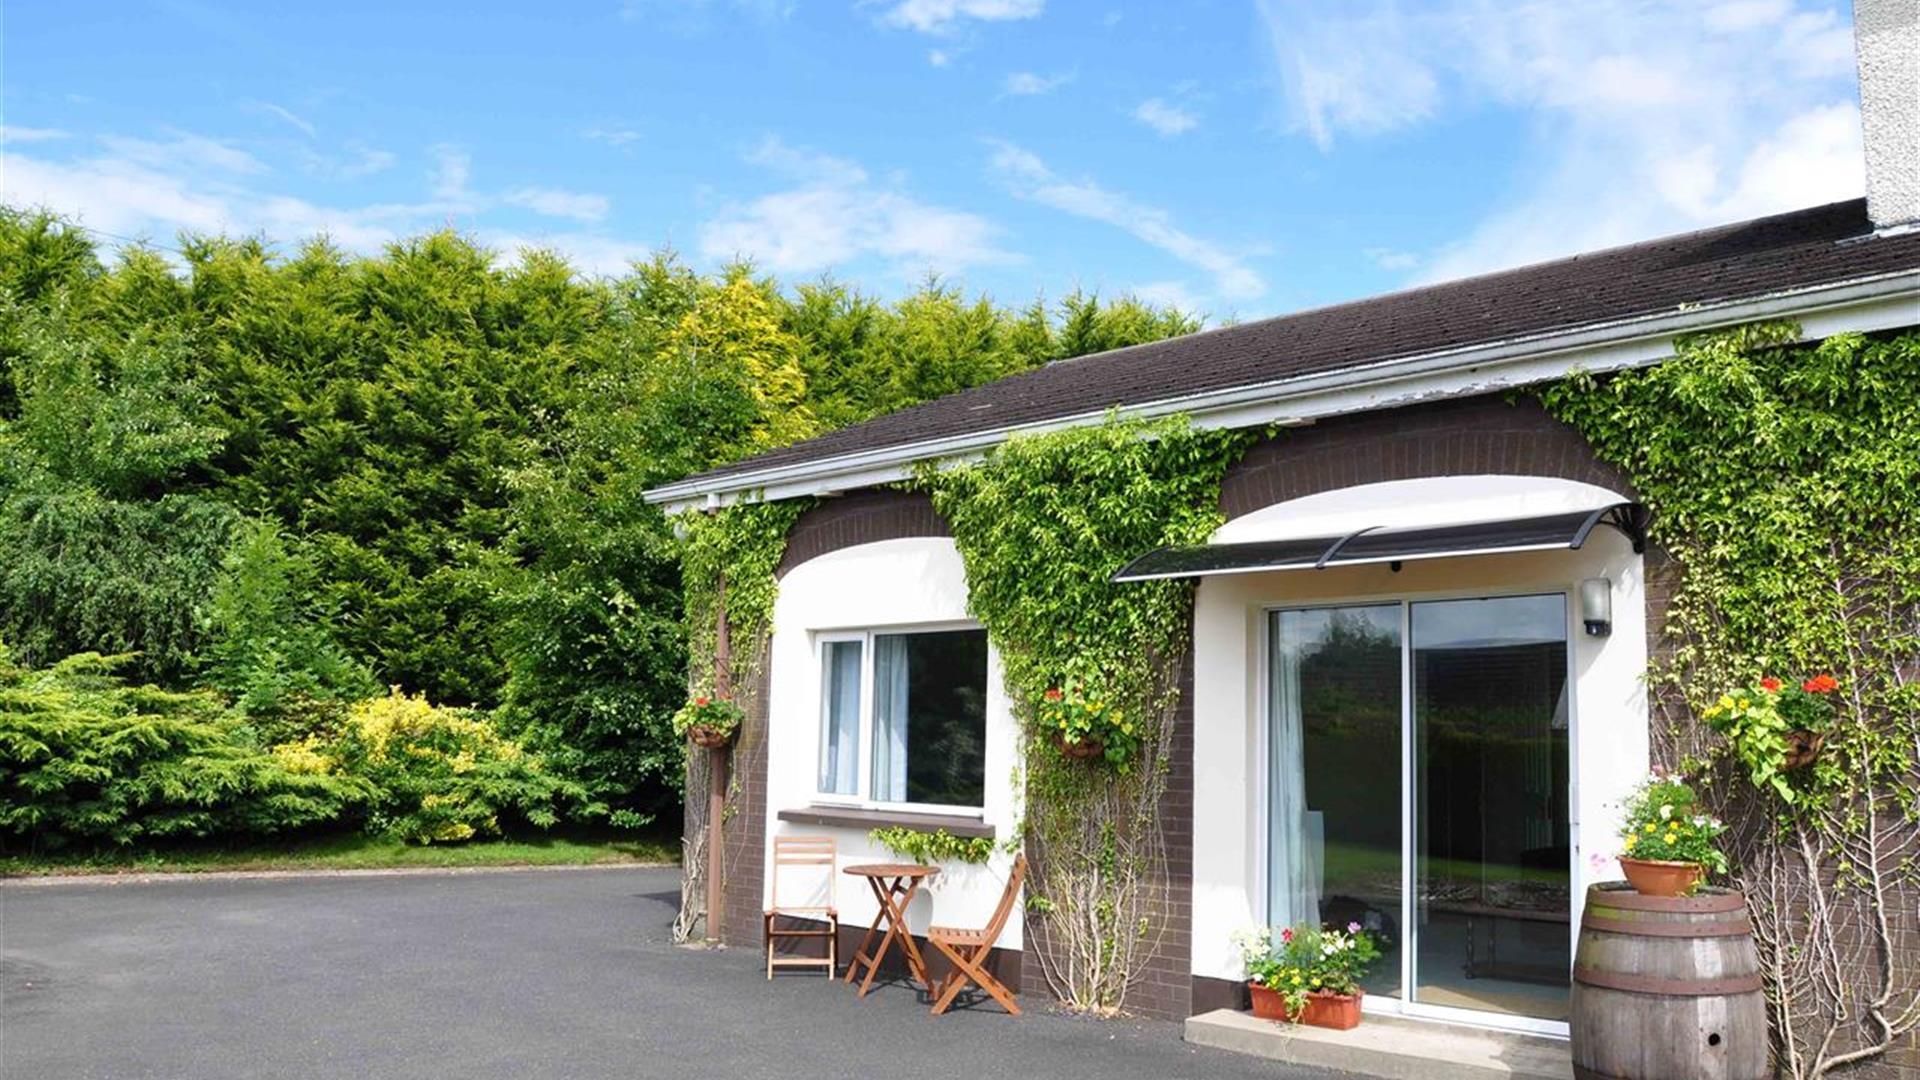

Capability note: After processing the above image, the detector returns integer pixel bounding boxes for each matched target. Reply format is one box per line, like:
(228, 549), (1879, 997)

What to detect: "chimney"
(1854, 0), (1920, 233)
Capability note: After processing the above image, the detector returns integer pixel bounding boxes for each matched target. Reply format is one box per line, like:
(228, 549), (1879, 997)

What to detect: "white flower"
(1659, 803), (1674, 820)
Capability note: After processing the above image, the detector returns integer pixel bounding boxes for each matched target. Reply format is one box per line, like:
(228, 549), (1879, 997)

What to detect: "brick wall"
(1220, 394), (1636, 520)
(776, 489), (949, 578)
(706, 490), (956, 949)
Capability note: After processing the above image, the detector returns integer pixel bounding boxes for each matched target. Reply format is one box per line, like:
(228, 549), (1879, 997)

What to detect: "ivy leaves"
(1541, 325), (1920, 815)
(917, 414), (1249, 1012)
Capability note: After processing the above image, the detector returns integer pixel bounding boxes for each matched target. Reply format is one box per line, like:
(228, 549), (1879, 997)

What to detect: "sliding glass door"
(1269, 593), (1572, 1027)
(1269, 605), (1404, 1000)
(1411, 595), (1571, 1022)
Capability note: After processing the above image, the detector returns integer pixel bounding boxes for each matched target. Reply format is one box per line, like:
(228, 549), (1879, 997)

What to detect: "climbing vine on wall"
(672, 496), (809, 944)
(919, 415), (1252, 1014)
(1541, 323), (1919, 1078)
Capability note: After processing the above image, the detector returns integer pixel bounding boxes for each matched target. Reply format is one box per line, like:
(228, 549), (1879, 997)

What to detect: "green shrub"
(198, 522), (377, 728)
(0, 645), (367, 851)
(323, 689), (587, 844)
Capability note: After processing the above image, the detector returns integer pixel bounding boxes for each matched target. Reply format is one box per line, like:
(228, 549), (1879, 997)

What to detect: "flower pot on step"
(1618, 856), (1702, 897)
(1299, 990), (1363, 1030)
(1247, 982), (1289, 1021)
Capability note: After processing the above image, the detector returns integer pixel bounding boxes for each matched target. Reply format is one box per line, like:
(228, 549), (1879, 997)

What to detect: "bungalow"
(645, 0), (1919, 1065)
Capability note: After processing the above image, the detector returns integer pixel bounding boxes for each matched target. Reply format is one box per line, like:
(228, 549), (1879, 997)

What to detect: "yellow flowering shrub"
(327, 689), (582, 844)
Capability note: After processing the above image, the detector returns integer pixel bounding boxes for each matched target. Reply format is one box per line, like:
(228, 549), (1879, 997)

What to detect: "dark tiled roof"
(673, 199), (1920, 489)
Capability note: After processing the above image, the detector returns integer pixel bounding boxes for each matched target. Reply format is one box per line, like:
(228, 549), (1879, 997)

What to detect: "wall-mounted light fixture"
(1580, 577), (1613, 637)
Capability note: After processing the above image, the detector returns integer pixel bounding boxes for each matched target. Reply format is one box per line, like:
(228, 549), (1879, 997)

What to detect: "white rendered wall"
(1189, 476), (1649, 982)
(764, 536), (1023, 948)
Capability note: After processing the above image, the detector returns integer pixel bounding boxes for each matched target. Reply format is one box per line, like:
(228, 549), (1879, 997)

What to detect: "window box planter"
(1247, 983), (1364, 1030)
(1248, 982), (1289, 1021)
(1299, 989), (1364, 1031)
(1618, 856), (1702, 897)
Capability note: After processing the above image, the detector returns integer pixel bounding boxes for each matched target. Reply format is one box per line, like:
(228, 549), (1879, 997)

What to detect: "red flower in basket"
(1802, 673), (1838, 694)
(1759, 677), (1782, 692)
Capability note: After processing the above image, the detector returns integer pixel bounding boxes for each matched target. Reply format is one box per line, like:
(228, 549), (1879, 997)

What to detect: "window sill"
(776, 805), (995, 839)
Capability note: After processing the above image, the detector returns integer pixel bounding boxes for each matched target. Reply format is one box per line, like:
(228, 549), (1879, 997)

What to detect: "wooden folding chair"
(928, 853), (1027, 1016)
(765, 835), (838, 979)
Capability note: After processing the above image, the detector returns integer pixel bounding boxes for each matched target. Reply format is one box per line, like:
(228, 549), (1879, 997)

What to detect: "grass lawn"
(0, 828), (679, 877)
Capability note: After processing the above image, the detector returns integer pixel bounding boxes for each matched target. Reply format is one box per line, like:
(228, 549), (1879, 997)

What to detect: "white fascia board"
(646, 270), (1920, 514)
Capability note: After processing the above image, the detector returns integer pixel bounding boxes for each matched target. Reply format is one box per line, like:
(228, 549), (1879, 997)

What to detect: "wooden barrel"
(1571, 883), (1768, 1080)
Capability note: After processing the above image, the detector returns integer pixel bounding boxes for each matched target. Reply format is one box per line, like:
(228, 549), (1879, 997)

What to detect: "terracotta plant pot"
(687, 724), (734, 750)
(1247, 982), (1289, 1021)
(1784, 729), (1825, 769)
(1057, 734), (1105, 761)
(1299, 989), (1364, 1031)
(1618, 856), (1702, 897)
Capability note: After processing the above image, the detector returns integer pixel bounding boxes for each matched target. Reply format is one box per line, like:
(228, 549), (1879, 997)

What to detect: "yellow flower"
(1718, 694), (1735, 709)
(1644, 823), (1657, 833)
(1625, 835), (1638, 850)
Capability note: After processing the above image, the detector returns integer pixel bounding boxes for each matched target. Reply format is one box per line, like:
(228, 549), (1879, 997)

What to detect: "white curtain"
(1269, 623), (1322, 931)
(870, 635), (911, 802)
(819, 641), (862, 795)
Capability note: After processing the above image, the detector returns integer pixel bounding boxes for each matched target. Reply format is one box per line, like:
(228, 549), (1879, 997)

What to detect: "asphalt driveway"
(2, 865), (1332, 1080)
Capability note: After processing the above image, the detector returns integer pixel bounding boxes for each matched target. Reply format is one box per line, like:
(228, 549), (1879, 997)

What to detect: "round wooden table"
(842, 863), (939, 997)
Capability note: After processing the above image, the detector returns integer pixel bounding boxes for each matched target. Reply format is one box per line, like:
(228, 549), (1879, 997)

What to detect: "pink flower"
(1280, 927), (1294, 944)
(1347, 921), (1362, 934)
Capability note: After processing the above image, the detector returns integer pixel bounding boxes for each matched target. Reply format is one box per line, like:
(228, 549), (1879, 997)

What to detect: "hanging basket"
(1056, 733), (1105, 761)
(688, 724), (735, 750)
(1783, 729), (1825, 769)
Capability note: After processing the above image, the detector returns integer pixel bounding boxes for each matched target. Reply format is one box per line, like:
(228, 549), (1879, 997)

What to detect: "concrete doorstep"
(1185, 1008), (1574, 1080)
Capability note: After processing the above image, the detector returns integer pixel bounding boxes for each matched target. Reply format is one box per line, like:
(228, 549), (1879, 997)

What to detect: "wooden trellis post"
(706, 571), (730, 945)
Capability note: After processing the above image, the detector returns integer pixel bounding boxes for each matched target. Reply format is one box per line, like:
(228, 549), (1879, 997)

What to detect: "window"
(816, 627), (988, 809)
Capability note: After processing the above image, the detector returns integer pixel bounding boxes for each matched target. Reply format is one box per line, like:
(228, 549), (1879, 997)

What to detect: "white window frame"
(810, 620), (989, 815)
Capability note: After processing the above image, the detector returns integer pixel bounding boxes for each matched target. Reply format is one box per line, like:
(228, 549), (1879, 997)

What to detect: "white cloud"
(99, 130), (267, 175)
(2, 126), (71, 143)
(1003, 70), (1072, 96)
(700, 136), (1011, 277)
(336, 143), (397, 179)
(429, 144), (473, 203)
(0, 149), (395, 248)
(988, 140), (1265, 300)
(1258, 0), (1866, 282)
(621, 0), (795, 23)
(1364, 247), (1419, 271)
(504, 186), (612, 223)
(876, 0), (1043, 34)
(0, 132), (632, 270)
(1131, 280), (1206, 313)
(1132, 98), (1199, 136)
(928, 48), (953, 66)
(482, 229), (647, 276)
(247, 101), (317, 138)
(583, 125), (642, 147)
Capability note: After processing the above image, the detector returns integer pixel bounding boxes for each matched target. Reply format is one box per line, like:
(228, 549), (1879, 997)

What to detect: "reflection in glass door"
(1269, 605), (1404, 999)
(1411, 595), (1570, 1021)
(1268, 594), (1572, 1026)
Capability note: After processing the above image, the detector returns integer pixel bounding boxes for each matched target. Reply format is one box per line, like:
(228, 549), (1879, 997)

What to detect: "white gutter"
(644, 269), (1920, 513)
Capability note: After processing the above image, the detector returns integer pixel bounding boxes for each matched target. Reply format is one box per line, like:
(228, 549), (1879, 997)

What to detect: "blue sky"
(2, 0), (1866, 320)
